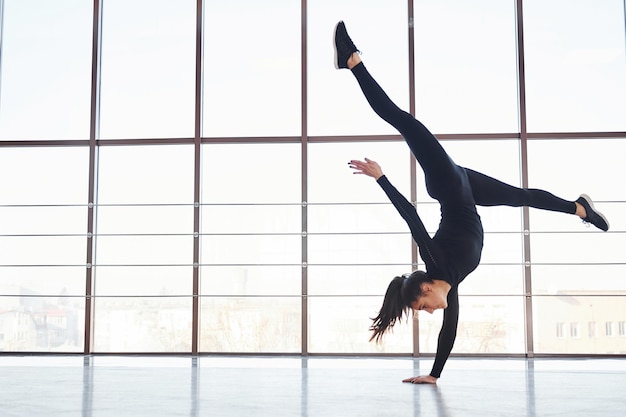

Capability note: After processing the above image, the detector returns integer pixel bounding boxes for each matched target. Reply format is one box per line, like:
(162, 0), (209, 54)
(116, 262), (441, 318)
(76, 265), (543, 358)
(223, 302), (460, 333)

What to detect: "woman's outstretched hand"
(348, 158), (383, 180)
(402, 375), (438, 384)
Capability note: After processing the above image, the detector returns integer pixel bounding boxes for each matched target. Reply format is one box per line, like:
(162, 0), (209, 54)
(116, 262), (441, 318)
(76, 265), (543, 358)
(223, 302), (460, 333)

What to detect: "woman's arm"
(403, 286), (459, 384)
(429, 286), (459, 378)
(349, 158), (433, 250)
(375, 175), (431, 246)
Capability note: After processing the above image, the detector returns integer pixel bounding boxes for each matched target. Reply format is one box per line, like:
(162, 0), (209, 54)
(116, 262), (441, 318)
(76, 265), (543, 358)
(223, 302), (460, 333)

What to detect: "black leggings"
(351, 63), (576, 214)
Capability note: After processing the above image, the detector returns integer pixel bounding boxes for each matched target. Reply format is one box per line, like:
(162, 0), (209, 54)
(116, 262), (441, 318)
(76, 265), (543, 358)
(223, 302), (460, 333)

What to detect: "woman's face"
(410, 283), (448, 314)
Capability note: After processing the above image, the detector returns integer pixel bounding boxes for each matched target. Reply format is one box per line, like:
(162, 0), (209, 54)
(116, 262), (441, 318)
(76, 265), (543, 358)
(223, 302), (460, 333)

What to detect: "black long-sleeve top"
(376, 175), (483, 378)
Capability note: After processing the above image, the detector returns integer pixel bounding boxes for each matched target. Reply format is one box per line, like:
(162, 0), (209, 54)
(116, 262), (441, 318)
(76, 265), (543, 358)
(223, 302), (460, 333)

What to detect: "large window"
(0, 0), (92, 140)
(199, 143), (302, 352)
(524, 0), (626, 132)
(308, 141), (413, 353)
(0, 0), (624, 356)
(98, 0), (196, 139)
(92, 145), (194, 352)
(413, 0), (519, 134)
(203, 0), (301, 137)
(0, 147), (89, 351)
(308, 0), (409, 136)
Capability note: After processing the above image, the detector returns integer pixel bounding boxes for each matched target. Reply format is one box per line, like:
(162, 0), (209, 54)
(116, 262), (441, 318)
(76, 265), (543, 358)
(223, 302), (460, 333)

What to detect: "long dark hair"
(369, 270), (433, 343)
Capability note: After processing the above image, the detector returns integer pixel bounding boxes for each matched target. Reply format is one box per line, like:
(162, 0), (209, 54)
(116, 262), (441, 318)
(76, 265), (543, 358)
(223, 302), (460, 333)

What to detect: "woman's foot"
(575, 194), (609, 231)
(333, 21), (360, 69)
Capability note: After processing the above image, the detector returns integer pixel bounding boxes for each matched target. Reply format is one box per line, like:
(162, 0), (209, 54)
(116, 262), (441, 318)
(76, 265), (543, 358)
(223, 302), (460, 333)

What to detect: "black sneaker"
(576, 194), (609, 231)
(334, 21), (360, 69)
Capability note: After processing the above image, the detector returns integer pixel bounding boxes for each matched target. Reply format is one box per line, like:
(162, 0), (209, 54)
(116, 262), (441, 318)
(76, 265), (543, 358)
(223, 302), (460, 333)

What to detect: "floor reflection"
(0, 356), (624, 417)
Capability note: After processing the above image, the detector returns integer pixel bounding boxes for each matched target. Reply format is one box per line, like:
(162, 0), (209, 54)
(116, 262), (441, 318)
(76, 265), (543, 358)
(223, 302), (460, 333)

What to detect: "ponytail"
(369, 270), (432, 343)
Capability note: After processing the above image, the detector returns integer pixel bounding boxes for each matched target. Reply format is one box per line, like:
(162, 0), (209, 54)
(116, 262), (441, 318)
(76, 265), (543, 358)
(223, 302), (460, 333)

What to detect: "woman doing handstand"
(333, 21), (610, 384)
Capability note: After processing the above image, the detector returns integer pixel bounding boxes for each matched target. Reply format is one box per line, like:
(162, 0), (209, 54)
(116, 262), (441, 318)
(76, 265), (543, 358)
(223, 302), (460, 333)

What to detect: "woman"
(333, 21), (610, 384)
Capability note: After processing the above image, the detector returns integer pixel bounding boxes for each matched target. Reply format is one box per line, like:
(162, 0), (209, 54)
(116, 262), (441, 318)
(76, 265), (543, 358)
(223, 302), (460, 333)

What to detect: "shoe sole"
(333, 21), (341, 70)
(580, 193), (610, 230)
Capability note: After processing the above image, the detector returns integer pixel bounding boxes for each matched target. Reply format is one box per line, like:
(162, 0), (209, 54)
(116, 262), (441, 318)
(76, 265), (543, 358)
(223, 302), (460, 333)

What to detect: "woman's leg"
(349, 61), (471, 202)
(466, 168), (576, 213)
(466, 168), (610, 231)
(334, 22), (470, 202)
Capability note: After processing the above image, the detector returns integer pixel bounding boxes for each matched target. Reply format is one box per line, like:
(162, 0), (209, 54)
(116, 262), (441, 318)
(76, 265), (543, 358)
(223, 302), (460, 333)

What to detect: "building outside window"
(606, 322), (615, 337)
(588, 322), (596, 338)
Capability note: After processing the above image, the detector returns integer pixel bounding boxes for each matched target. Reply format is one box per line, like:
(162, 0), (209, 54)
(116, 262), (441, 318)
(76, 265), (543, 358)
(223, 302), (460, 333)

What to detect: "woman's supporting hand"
(348, 158), (383, 180)
(402, 375), (438, 384)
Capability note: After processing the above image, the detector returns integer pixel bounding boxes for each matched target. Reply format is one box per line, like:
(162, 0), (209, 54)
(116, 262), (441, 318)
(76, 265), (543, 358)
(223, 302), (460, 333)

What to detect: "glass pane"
(308, 142), (410, 203)
(200, 266), (301, 296)
(479, 233), (524, 265)
(307, 0), (408, 136)
(199, 297), (301, 353)
(0, 296), (85, 352)
(413, 0), (519, 133)
(92, 297), (192, 352)
(532, 265), (626, 294)
(530, 232), (623, 264)
(0, 206), (86, 235)
(419, 296), (525, 354)
(524, 0), (626, 132)
(96, 206), (193, 235)
(0, 266), (85, 296)
(200, 235), (300, 265)
(99, 0), (196, 139)
(0, 0), (92, 140)
(528, 139), (626, 202)
(308, 234), (411, 265)
(0, 147), (88, 205)
(308, 265), (410, 296)
(308, 296), (412, 353)
(308, 204), (410, 234)
(94, 266), (192, 296)
(95, 235), (192, 265)
(460, 264), (525, 296)
(409, 202), (439, 234)
(0, 236), (85, 266)
(202, 1), (301, 136)
(528, 140), (624, 236)
(201, 144), (300, 203)
(533, 296), (626, 354)
(97, 145), (194, 204)
(202, 205), (300, 234)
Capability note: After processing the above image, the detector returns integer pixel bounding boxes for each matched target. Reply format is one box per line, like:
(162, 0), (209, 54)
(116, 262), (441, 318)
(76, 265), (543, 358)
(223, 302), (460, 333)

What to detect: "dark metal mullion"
(84, 0), (102, 354)
(515, 0), (534, 358)
(300, 0), (308, 356)
(407, 0), (420, 358)
(191, 0), (203, 355)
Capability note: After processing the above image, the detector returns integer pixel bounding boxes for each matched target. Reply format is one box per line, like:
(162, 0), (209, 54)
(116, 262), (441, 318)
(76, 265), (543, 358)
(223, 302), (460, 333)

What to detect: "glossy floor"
(0, 355), (624, 417)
